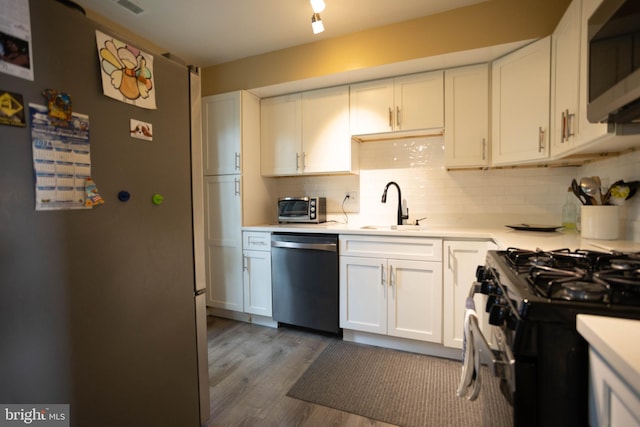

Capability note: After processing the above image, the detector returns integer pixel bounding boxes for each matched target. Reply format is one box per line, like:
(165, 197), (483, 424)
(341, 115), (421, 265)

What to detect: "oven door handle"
(458, 282), (516, 400)
(469, 282), (516, 392)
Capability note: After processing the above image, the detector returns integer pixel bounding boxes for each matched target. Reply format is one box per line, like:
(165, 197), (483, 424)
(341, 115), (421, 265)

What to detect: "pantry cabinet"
(350, 70), (444, 136)
(442, 240), (497, 349)
(203, 91), (275, 312)
(491, 36), (551, 165)
(261, 85), (357, 176)
(339, 235), (443, 343)
(202, 91), (242, 175)
(242, 232), (272, 317)
(444, 64), (490, 168)
(204, 175), (243, 310)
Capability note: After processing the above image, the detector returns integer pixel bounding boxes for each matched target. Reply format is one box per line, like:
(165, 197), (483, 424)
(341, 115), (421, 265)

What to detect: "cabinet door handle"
(380, 263), (385, 286)
(296, 153), (300, 171)
(388, 107), (393, 129)
(235, 152), (241, 171)
(448, 247), (459, 288)
(242, 255), (248, 271)
(389, 264), (395, 296)
(234, 178), (240, 196)
(396, 106), (401, 128)
(302, 152), (306, 170)
(248, 237), (267, 246)
(538, 127), (545, 152)
(567, 110), (575, 139)
(561, 110), (567, 143)
(482, 138), (486, 161)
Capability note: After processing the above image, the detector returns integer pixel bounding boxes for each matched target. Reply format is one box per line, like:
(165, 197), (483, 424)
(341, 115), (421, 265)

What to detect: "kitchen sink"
(360, 225), (427, 231)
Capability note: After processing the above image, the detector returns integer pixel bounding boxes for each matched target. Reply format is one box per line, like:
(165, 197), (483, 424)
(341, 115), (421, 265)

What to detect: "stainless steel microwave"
(587, 0), (640, 125)
(277, 197), (326, 223)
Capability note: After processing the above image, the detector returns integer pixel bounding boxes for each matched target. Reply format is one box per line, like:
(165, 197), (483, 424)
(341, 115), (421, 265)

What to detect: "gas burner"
(610, 259), (640, 271)
(528, 264), (592, 299)
(552, 281), (608, 302)
(594, 268), (640, 287)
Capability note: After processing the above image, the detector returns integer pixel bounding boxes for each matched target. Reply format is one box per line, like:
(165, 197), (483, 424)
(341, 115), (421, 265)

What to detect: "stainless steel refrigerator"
(0, 1), (209, 425)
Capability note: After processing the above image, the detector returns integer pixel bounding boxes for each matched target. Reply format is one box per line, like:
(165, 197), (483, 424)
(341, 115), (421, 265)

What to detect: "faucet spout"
(381, 181), (409, 225)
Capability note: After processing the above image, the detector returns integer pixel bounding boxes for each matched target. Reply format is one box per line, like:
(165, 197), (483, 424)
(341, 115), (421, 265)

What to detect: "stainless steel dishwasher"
(271, 233), (340, 334)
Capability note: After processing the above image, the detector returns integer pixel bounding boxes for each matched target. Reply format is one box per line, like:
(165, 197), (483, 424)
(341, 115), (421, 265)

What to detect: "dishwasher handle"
(271, 240), (337, 252)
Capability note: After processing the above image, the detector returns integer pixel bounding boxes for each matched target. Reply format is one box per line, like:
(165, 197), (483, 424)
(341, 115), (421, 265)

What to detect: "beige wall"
(202, 0), (571, 96)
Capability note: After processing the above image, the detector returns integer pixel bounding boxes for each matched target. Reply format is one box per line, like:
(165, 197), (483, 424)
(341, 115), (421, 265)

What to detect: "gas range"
(475, 248), (640, 427)
(484, 247), (640, 320)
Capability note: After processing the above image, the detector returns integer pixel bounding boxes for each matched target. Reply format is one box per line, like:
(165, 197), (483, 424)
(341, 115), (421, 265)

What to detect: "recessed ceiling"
(71, 0), (487, 67)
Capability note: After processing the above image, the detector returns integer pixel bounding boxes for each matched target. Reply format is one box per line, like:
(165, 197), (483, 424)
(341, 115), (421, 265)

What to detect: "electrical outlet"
(345, 191), (357, 202)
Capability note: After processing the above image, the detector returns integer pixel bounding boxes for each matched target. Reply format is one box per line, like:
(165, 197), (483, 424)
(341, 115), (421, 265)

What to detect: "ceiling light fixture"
(310, 0), (325, 13)
(311, 13), (324, 34)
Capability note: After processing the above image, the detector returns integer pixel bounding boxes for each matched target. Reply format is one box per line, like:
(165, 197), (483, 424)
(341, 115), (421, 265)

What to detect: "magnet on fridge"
(151, 193), (164, 205)
(84, 177), (104, 207)
(118, 191), (131, 202)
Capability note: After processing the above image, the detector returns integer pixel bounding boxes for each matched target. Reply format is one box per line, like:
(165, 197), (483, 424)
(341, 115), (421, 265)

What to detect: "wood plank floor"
(204, 316), (398, 427)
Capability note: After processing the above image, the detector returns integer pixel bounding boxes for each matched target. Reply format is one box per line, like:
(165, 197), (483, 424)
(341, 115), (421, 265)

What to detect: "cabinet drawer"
(339, 235), (442, 262)
(243, 231), (271, 251)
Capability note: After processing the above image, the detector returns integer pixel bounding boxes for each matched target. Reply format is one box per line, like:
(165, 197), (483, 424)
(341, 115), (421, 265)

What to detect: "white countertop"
(242, 223), (640, 253)
(577, 315), (640, 395)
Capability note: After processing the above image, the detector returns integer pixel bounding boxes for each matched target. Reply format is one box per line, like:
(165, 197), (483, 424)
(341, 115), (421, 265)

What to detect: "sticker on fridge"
(130, 118), (152, 141)
(0, 0), (34, 81)
(95, 30), (156, 110)
(29, 103), (92, 211)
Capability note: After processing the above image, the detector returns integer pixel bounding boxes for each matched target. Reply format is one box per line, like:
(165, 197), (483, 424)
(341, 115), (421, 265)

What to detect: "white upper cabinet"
(395, 72), (444, 132)
(261, 86), (356, 176)
(491, 36), (551, 165)
(349, 78), (395, 135)
(550, 0), (582, 156)
(444, 64), (490, 168)
(301, 85), (356, 174)
(202, 92), (241, 175)
(260, 94), (302, 176)
(350, 70), (444, 136)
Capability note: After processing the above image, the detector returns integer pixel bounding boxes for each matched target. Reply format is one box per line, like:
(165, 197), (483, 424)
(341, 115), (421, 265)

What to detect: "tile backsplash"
(275, 136), (640, 240)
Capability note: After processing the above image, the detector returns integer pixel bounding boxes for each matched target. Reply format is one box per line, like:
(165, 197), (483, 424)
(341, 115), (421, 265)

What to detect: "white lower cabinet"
(589, 347), (640, 427)
(242, 232), (272, 317)
(339, 235), (443, 343)
(442, 240), (497, 349)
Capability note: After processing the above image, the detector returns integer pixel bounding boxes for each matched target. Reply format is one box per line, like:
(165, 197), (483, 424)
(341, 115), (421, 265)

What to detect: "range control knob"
(489, 303), (508, 326)
(480, 280), (497, 295)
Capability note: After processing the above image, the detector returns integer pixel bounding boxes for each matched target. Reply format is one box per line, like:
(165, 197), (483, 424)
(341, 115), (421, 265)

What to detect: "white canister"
(580, 205), (620, 240)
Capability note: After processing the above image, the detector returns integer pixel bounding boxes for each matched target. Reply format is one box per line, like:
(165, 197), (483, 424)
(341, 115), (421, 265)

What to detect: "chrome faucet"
(381, 181), (409, 226)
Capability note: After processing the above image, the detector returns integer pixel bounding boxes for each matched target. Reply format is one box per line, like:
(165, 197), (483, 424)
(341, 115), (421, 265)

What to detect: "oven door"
(457, 283), (515, 423)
